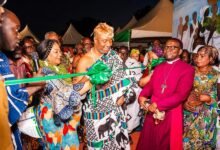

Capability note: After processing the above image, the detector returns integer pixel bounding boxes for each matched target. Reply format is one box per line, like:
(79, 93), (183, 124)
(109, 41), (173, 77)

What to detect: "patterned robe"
(183, 67), (218, 149)
(36, 67), (83, 149)
(84, 50), (134, 150)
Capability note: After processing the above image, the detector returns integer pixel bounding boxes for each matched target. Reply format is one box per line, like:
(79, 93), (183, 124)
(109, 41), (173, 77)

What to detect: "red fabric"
(46, 134), (53, 144)
(24, 62), (33, 78)
(170, 105), (183, 150)
(63, 124), (68, 135)
(141, 68), (149, 78)
(139, 54), (144, 63)
(68, 125), (76, 131)
(9, 59), (32, 79)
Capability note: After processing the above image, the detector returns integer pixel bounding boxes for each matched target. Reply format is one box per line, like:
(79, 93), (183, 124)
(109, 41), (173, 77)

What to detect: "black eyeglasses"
(164, 46), (180, 50)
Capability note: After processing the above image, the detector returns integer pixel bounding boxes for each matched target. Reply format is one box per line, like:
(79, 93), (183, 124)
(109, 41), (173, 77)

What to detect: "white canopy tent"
(62, 24), (84, 45)
(19, 25), (40, 43)
(120, 16), (137, 32)
(115, 27), (121, 34)
(131, 0), (173, 38)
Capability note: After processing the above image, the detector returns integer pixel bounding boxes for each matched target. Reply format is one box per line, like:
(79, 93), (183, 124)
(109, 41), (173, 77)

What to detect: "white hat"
(192, 45), (204, 54)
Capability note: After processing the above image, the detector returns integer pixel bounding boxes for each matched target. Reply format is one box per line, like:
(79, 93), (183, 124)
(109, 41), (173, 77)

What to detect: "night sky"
(5, 0), (159, 39)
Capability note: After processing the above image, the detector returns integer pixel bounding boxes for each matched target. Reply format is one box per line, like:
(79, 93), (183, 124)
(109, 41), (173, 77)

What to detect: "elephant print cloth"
(84, 50), (134, 150)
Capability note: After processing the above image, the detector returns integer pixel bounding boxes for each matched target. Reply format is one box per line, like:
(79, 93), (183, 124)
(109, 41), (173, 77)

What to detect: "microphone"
(31, 51), (40, 72)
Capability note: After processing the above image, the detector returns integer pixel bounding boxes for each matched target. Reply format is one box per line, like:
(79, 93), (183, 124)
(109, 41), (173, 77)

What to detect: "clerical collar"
(167, 58), (180, 64)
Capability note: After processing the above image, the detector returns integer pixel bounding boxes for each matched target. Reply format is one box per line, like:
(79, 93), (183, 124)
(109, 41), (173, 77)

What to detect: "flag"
(113, 29), (131, 47)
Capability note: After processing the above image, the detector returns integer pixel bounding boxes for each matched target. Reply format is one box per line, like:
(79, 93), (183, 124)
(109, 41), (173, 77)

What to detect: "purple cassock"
(137, 59), (194, 150)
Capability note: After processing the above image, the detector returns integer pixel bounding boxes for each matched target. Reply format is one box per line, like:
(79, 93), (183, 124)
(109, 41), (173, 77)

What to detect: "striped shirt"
(0, 51), (29, 126)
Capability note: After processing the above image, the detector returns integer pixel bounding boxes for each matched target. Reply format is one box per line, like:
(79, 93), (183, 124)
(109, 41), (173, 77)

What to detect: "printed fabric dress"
(183, 67), (218, 149)
(125, 57), (142, 132)
(84, 50), (135, 150)
(36, 67), (83, 149)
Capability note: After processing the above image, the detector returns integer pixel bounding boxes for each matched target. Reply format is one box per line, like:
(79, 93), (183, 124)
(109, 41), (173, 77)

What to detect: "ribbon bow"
(148, 57), (165, 72)
(87, 60), (113, 107)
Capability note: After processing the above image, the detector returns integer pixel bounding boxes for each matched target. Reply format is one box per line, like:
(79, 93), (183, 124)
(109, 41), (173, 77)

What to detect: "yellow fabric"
(0, 81), (14, 150)
(130, 49), (140, 56)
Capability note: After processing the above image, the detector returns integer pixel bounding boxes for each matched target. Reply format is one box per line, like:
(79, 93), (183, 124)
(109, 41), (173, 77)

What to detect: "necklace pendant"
(161, 84), (167, 94)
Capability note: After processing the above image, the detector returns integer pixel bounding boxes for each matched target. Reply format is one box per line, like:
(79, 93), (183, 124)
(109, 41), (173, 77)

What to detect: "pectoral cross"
(161, 84), (167, 94)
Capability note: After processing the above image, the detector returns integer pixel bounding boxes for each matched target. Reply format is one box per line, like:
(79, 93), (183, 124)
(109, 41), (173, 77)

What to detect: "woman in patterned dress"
(36, 39), (92, 149)
(183, 45), (219, 149)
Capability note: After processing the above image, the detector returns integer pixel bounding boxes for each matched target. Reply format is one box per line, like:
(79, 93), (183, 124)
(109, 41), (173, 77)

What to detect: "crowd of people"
(1, 2), (220, 150)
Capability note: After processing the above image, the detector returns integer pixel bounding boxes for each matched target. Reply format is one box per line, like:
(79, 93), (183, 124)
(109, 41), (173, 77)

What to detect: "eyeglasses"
(164, 46), (180, 50)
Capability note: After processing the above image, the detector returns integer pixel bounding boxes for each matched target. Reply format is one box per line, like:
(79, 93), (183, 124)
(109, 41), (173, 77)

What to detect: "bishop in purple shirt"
(137, 38), (195, 150)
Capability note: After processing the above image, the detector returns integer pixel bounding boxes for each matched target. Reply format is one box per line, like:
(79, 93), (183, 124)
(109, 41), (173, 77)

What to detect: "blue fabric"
(41, 66), (82, 124)
(57, 105), (74, 120)
(0, 52), (29, 125)
(11, 124), (22, 150)
(0, 52), (29, 148)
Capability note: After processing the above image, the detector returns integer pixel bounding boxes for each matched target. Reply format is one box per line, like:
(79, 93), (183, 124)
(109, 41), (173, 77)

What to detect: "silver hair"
(44, 31), (58, 39)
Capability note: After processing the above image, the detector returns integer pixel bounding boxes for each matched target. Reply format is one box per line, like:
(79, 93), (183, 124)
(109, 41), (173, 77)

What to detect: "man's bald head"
(0, 8), (20, 51)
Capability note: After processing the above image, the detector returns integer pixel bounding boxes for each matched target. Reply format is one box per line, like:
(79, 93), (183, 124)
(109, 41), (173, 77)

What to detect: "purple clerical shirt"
(137, 59), (194, 150)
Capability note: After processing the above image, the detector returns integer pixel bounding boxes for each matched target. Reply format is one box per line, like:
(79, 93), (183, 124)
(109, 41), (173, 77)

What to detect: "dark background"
(5, 0), (173, 39)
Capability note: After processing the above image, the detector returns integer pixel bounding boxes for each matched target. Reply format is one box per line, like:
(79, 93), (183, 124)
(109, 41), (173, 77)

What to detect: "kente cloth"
(84, 50), (134, 150)
(137, 59), (194, 150)
(0, 51), (29, 150)
(36, 67), (83, 149)
(183, 67), (218, 149)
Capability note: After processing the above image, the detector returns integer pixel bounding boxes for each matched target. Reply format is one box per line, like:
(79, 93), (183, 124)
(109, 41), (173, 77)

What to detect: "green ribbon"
(148, 57), (165, 72)
(4, 60), (146, 107)
(87, 60), (112, 107)
(5, 60), (113, 108)
(5, 72), (87, 86)
(91, 140), (103, 149)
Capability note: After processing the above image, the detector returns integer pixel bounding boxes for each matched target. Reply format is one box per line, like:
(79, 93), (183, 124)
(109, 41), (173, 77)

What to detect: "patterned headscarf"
(130, 49), (140, 56)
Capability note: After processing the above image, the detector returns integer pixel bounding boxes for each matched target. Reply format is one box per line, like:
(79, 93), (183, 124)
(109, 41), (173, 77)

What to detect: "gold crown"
(208, 0), (217, 5)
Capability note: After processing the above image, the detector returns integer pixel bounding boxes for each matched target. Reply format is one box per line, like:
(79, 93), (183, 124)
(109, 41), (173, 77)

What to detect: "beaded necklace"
(40, 60), (72, 84)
